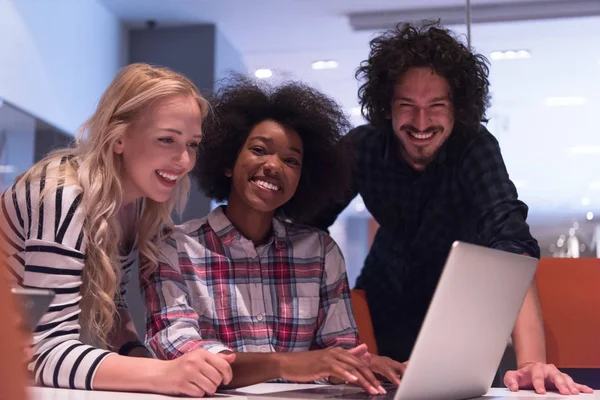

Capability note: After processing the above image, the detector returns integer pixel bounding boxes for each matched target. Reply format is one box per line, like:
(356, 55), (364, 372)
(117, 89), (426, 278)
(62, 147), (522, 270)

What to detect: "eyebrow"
(250, 135), (303, 155)
(160, 128), (202, 139)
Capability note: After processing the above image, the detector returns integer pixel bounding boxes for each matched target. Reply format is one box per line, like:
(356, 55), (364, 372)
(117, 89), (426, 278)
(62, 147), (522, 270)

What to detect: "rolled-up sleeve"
(311, 236), (360, 350)
(144, 241), (230, 359)
(459, 132), (540, 258)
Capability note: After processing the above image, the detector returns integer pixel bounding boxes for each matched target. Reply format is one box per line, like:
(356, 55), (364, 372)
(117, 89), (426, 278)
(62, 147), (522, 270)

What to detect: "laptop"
(234, 241), (538, 400)
(12, 287), (55, 330)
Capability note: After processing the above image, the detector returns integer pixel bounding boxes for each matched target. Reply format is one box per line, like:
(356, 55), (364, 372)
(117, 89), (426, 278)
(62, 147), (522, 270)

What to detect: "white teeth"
(255, 179), (280, 192)
(409, 132), (434, 140)
(156, 170), (178, 181)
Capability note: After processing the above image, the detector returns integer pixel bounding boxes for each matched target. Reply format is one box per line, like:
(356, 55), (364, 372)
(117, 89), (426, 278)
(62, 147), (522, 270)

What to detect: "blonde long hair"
(20, 63), (208, 347)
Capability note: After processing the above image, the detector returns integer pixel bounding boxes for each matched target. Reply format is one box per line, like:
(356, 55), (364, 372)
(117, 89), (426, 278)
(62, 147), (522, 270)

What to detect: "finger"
(531, 366), (547, 395)
(337, 354), (384, 394)
(198, 362), (226, 389)
(332, 364), (379, 396)
(329, 376), (346, 385)
(377, 364), (401, 387)
(348, 344), (369, 358)
(191, 372), (218, 396)
(576, 384), (594, 394)
(329, 364), (361, 387)
(206, 353), (234, 385)
(548, 369), (570, 396)
(386, 359), (408, 376)
(183, 382), (206, 398)
(503, 370), (520, 392)
(563, 374), (580, 395)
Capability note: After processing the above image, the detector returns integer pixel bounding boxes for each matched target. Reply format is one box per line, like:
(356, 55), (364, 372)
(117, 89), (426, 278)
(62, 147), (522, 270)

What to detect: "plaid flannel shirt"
(144, 206), (359, 360)
(310, 123), (540, 361)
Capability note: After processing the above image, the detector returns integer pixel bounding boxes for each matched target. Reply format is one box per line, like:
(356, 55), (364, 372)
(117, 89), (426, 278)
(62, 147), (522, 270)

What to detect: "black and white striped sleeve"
(1, 161), (114, 389)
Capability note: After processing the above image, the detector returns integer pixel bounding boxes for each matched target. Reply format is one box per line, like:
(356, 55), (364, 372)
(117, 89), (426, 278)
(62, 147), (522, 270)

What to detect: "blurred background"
(1, 0), (599, 291)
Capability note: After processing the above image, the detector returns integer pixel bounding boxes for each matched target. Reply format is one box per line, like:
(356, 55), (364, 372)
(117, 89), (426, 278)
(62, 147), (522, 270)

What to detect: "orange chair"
(535, 258), (600, 368)
(351, 289), (378, 355)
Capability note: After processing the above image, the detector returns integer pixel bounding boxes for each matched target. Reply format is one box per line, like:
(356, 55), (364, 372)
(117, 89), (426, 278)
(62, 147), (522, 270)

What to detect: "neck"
(225, 198), (274, 246)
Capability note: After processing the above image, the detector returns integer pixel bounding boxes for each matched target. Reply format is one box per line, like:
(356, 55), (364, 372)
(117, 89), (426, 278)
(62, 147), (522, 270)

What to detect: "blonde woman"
(0, 63), (234, 396)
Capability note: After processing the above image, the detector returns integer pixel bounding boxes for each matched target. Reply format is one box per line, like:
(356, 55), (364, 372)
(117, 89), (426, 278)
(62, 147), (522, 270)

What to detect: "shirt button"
(256, 314), (264, 322)
(260, 347), (268, 353)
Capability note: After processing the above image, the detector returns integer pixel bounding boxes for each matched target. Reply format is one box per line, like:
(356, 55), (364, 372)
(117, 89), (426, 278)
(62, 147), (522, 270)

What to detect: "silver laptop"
(234, 241), (538, 400)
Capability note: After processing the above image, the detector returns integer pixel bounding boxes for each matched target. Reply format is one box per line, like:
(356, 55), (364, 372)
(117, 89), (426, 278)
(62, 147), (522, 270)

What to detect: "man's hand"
(504, 362), (593, 395)
(278, 347), (386, 395)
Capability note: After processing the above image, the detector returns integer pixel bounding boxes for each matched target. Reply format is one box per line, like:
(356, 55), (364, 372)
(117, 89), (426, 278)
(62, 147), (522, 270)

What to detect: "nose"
(263, 155), (283, 176)
(412, 107), (429, 131)
(175, 146), (193, 170)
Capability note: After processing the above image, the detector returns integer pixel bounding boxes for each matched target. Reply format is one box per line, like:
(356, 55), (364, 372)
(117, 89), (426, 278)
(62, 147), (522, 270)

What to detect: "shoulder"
(159, 216), (212, 262)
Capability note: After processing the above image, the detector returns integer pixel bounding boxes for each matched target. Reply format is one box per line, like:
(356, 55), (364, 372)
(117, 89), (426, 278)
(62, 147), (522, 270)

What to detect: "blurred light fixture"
(568, 146), (600, 155)
(0, 165), (15, 174)
(581, 197), (591, 206)
(580, 243), (586, 252)
(549, 244), (556, 252)
(490, 50), (531, 60)
(312, 60), (339, 70)
(557, 238), (565, 247)
(254, 69), (272, 79)
(545, 96), (587, 107)
(573, 221), (580, 230)
(587, 211), (594, 220)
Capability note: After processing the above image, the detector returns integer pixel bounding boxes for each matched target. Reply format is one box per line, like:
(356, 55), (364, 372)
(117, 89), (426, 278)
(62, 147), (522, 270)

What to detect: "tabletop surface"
(29, 384), (600, 400)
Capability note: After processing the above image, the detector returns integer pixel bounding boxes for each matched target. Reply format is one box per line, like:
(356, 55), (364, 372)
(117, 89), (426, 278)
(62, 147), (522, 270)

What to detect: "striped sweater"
(0, 157), (139, 389)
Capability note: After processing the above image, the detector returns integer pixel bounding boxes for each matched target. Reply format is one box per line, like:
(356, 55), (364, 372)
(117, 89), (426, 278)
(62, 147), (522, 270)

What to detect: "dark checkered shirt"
(310, 123), (540, 361)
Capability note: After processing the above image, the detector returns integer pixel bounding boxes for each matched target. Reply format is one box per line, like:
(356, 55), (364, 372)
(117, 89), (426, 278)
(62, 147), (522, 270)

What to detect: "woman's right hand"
(154, 348), (236, 397)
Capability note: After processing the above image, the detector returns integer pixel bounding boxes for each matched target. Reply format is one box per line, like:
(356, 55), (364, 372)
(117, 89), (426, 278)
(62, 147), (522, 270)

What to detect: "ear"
(113, 138), (124, 155)
(224, 168), (232, 177)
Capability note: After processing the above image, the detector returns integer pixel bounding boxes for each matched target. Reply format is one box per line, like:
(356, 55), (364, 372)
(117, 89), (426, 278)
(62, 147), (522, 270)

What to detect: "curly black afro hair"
(194, 75), (352, 223)
(356, 21), (491, 131)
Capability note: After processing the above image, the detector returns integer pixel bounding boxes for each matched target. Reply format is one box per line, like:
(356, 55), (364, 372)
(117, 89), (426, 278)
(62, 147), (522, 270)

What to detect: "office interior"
(1, 0), (599, 390)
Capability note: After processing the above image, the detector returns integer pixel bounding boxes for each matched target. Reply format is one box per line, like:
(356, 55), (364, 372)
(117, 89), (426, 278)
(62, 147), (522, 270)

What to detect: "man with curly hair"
(311, 22), (592, 395)
(144, 76), (407, 394)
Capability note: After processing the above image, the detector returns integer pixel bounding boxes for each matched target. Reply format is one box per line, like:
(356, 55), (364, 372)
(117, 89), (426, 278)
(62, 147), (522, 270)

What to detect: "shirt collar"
(207, 205), (287, 249)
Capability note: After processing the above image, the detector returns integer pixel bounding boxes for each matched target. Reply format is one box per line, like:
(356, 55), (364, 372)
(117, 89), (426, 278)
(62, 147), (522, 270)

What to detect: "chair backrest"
(350, 289), (379, 355)
(535, 258), (600, 368)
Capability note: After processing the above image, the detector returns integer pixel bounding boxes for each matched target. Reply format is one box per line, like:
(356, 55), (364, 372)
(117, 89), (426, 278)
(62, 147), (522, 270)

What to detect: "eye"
(250, 146), (267, 155)
(158, 137), (174, 144)
(188, 142), (200, 150)
(285, 158), (301, 166)
(432, 103), (447, 108)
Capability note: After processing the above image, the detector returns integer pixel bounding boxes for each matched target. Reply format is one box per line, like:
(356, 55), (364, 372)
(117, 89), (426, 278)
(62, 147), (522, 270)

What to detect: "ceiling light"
(312, 60), (339, 70)
(573, 221), (580, 229)
(568, 146), (600, 155)
(580, 243), (586, 252)
(0, 165), (15, 174)
(254, 69), (272, 79)
(587, 211), (594, 220)
(581, 197), (591, 206)
(490, 50), (531, 60)
(545, 96), (587, 107)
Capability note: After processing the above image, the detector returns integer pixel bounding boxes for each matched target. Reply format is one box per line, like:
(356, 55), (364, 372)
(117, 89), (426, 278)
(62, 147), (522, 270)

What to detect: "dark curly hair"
(356, 21), (491, 131)
(194, 75), (352, 223)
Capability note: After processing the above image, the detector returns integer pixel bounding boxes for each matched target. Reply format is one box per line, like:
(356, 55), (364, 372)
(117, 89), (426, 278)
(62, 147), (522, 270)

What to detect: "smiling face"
(390, 67), (455, 171)
(114, 94), (202, 204)
(227, 119), (303, 217)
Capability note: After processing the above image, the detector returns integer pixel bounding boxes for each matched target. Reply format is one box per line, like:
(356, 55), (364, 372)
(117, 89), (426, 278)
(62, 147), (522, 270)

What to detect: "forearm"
(92, 353), (166, 392)
(109, 308), (151, 357)
(222, 352), (282, 389)
(511, 280), (546, 367)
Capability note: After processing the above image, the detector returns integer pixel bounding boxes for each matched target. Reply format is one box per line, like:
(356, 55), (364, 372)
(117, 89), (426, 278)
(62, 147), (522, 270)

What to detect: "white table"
(29, 384), (600, 400)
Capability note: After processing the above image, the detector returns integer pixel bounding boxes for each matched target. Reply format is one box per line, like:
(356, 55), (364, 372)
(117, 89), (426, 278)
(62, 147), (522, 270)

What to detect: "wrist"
(271, 352), (288, 380)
